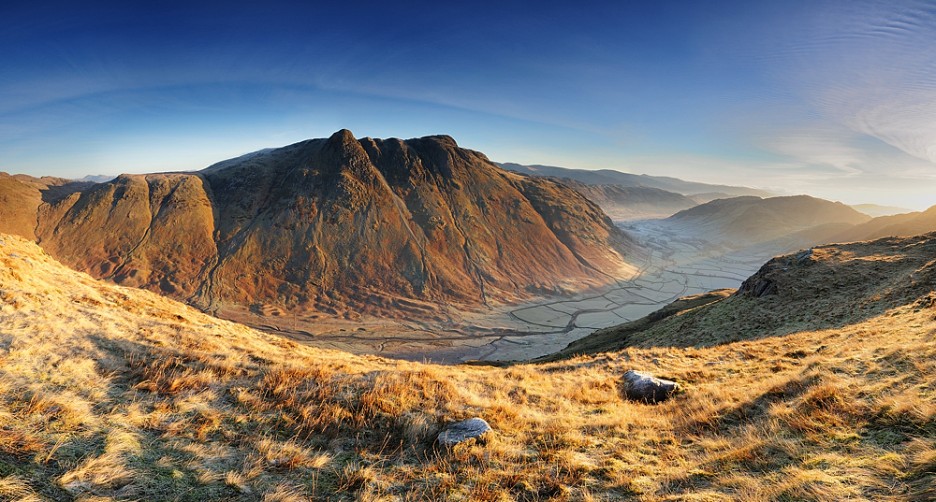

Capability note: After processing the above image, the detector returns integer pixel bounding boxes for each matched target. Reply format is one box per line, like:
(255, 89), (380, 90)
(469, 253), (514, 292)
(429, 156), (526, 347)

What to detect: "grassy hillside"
(836, 205), (936, 243)
(576, 234), (936, 350)
(666, 195), (871, 248)
(0, 233), (933, 500)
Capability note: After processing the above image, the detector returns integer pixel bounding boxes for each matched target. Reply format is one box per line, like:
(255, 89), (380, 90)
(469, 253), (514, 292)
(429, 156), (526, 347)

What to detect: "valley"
(5, 135), (930, 367)
(278, 192), (919, 363)
(270, 218), (787, 363)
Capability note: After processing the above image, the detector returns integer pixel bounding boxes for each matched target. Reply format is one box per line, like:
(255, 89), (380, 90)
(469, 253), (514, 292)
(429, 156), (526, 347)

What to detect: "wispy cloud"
(2, 1), (935, 209)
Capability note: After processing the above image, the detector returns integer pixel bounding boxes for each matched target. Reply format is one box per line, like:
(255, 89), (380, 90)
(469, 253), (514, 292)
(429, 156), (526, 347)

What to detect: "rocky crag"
(3, 130), (642, 322)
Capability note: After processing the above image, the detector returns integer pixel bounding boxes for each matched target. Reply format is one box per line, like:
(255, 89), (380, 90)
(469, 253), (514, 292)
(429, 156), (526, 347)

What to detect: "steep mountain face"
(0, 173), (90, 240)
(22, 130), (640, 320)
(664, 195), (871, 247)
(499, 162), (773, 200)
(0, 174), (41, 240)
(36, 173), (218, 300)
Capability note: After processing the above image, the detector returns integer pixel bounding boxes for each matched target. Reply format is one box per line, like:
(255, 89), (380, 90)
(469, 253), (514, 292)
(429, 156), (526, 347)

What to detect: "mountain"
(10, 130), (641, 323)
(75, 174), (117, 183)
(851, 203), (913, 217)
(664, 195), (871, 247)
(2, 232), (931, 500)
(0, 174), (43, 240)
(499, 162), (773, 200)
(0, 173), (91, 240)
(542, 179), (698, 220)
(835, 205), (936, 242)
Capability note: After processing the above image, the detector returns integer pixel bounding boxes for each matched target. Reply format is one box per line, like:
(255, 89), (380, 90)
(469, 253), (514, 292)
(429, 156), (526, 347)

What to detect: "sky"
(2, 0), (936, 209)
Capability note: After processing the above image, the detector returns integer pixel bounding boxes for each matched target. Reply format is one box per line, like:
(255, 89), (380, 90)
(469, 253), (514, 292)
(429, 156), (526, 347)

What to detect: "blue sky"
(2, 0), (936, 208)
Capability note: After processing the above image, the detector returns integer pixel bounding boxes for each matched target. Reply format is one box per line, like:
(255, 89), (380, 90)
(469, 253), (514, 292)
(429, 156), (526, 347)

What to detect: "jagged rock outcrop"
(8, 130), (642, 322)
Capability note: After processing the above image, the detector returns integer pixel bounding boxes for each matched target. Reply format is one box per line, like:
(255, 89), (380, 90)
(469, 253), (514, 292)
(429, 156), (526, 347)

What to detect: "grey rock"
(436, 417), (492, 447)
(795, 248), (814, 264)
(622, 370), (680, 403)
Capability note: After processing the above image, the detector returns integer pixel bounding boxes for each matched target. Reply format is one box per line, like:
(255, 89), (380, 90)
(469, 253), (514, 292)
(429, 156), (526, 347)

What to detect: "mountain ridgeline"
(9, 130), (641, 321)
(664, 195), (873, 247)
(499, 162), (773, 200)
(498, 162), (774, 220)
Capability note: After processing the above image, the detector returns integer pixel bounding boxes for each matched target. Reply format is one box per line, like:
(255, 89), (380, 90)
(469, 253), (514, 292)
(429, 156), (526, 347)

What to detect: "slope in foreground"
(0, 234), (933, 500)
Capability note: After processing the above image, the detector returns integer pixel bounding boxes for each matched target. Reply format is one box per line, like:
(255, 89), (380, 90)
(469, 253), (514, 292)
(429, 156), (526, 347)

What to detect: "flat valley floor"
(244, 219), (797, 363)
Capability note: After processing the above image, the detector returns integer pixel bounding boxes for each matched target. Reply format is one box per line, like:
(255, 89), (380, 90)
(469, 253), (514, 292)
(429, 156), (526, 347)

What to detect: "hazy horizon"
(3, 1), (936, 210)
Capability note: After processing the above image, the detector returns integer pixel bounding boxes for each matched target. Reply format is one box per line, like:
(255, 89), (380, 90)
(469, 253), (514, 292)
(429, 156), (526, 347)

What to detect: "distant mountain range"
(835, 205), (936, 243)
(498, 162), (773, 220)
(665, 195), (871, 246)
(498, 163), (773, 200)
(1, 131), (642, 324)
(551, 180), (699, 220)
(5, 135), (936, 330)
(661, 194), (936, 254)
(850, 203), (913, 218)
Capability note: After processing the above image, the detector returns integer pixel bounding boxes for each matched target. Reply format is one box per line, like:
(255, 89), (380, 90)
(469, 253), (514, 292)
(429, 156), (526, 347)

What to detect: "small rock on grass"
(436, 417), (492, 448)
(622, 370), (680, 403)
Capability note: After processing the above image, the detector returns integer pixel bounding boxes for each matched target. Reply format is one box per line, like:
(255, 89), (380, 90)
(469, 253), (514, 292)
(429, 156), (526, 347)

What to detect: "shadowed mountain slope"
(21, 131), (640, 321)
(851, 203), (913, 217)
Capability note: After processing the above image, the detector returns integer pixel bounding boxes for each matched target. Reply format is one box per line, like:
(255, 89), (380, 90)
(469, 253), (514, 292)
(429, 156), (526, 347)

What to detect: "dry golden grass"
(0, 233), (933, 500)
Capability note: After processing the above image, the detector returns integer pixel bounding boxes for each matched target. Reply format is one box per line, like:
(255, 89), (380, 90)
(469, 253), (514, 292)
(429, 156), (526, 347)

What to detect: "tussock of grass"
(0, 233), (935, 500)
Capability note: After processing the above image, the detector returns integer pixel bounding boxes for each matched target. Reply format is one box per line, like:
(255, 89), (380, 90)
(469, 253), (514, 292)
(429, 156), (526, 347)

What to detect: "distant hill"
(547, 179), (697, 220)
(76, 174), (117, 183)
(664, 195), (871, 247)
(835, 205), (936, 242)
(4, 131), (643, 324)
(851, 203), (913, 217)
(498, 162), (772, 200)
